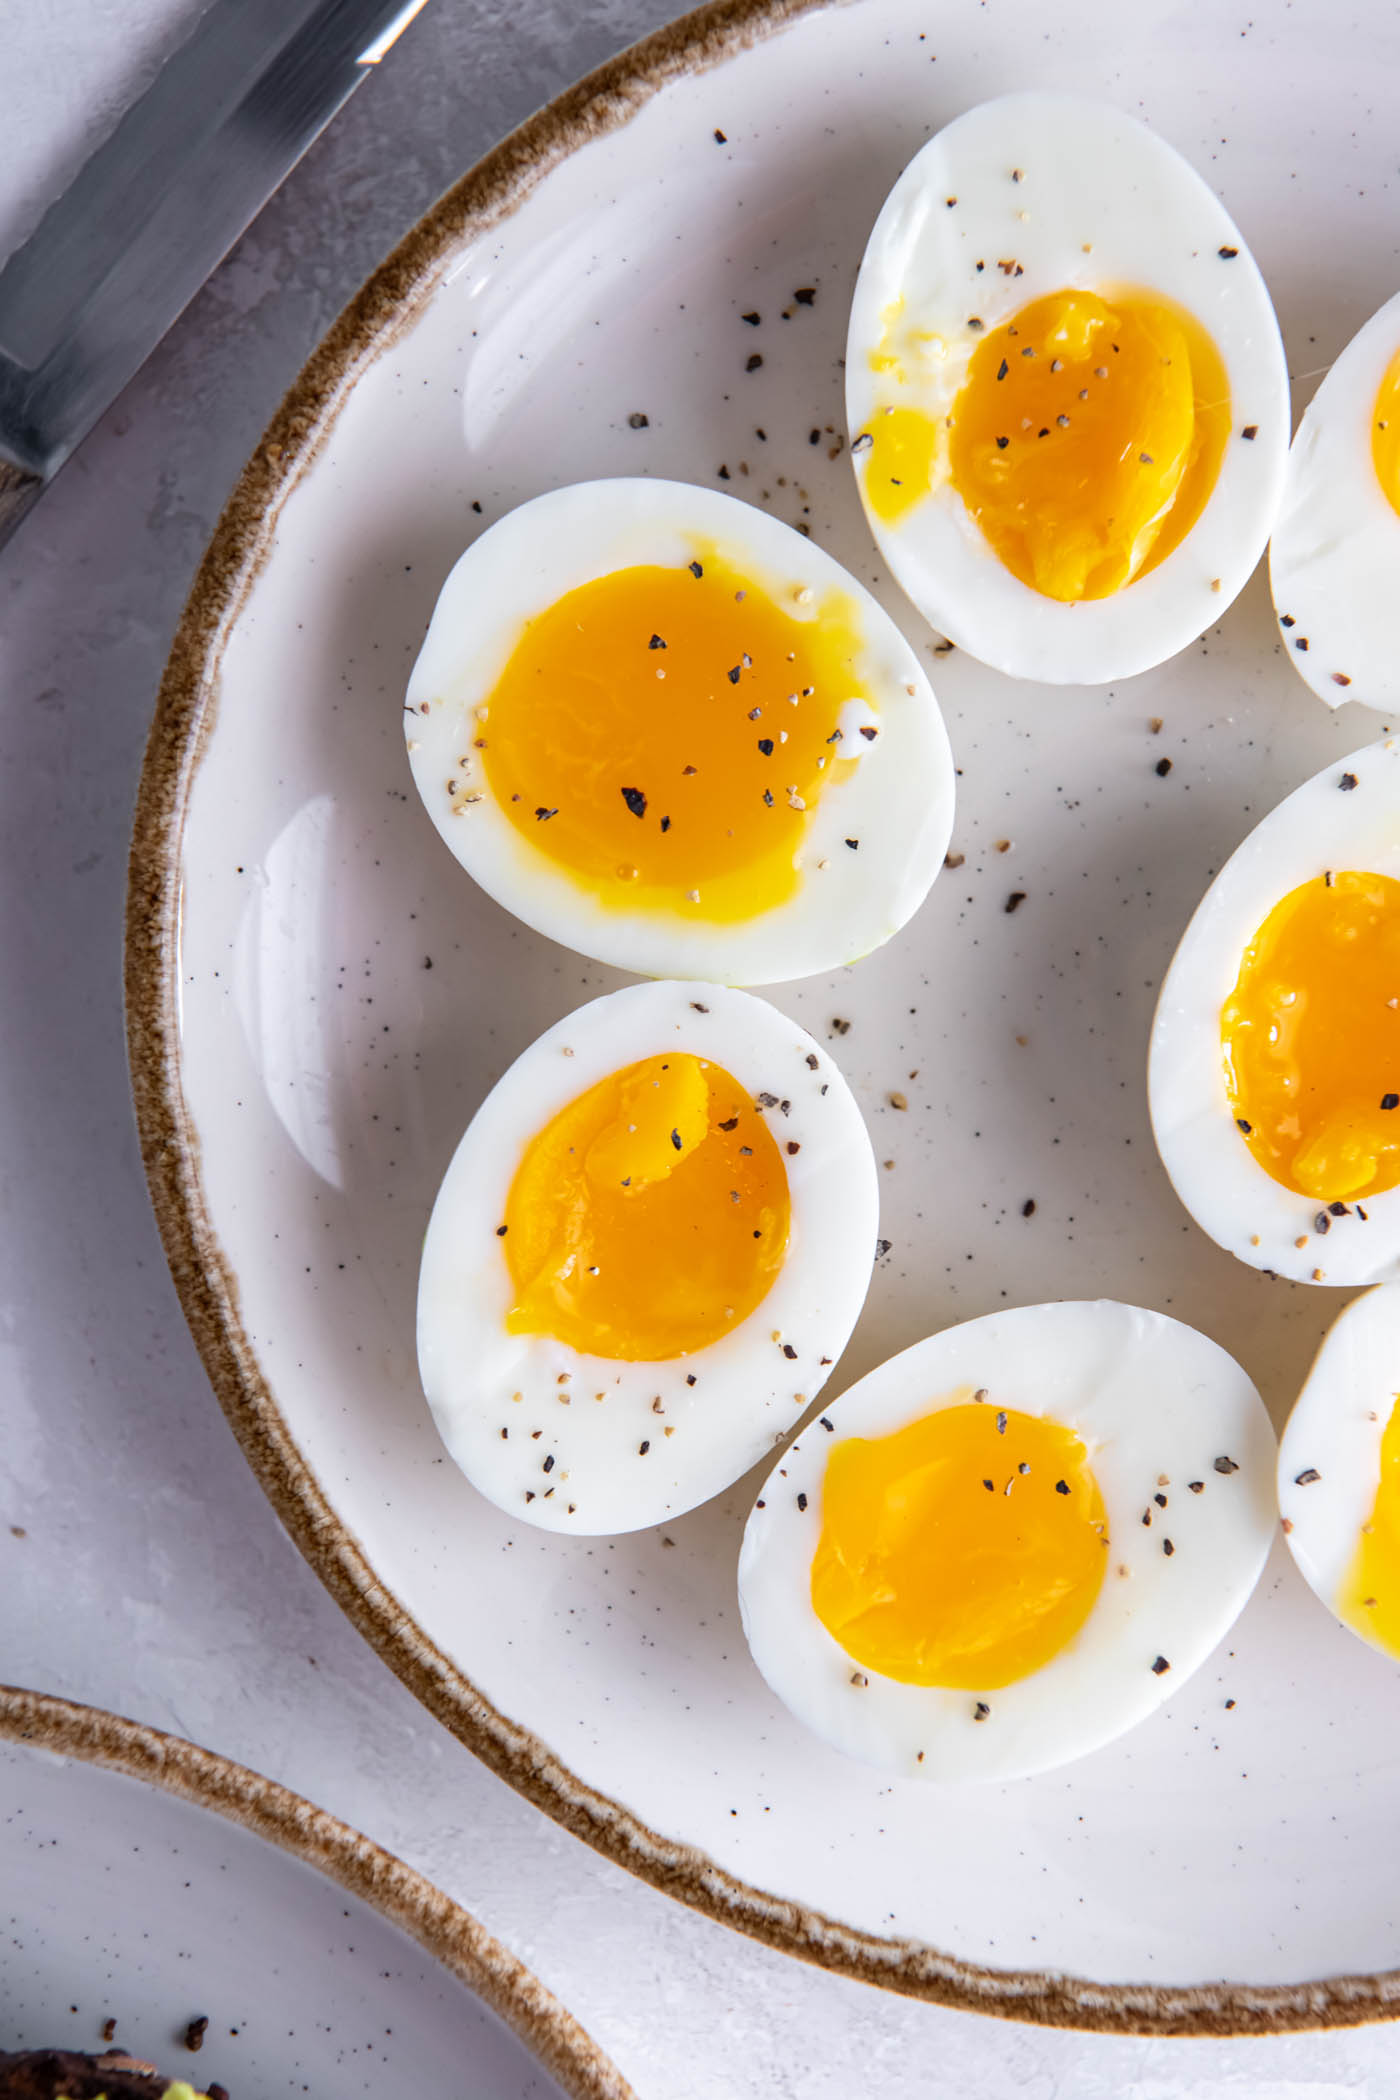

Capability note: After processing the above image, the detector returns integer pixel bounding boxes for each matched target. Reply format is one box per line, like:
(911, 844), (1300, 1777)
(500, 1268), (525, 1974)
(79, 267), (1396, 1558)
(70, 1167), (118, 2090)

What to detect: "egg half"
(738, 1301), (1275, 1782)
(405, 480), (955, 984)
(1270, 287), (1400, 710)
(1279, 1284), (1400, 1663)
(1149, 737), (1400, 1286)
(417, 980), (879, 1534)
(845, 93), (1288, 684)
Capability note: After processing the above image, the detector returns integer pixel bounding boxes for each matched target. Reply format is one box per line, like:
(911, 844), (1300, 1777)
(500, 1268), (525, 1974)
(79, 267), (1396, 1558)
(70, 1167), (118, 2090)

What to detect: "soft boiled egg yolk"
(1223, 871), (1400, 1202)
(477, 551), (864, 923)
(1340, 1394), (1400, 1654)
(867, 288), (1230, 601)
(1372, 350), (1400, 519)
(501, 1052), (790, 1361)
(810, 1399), (1108, 1689)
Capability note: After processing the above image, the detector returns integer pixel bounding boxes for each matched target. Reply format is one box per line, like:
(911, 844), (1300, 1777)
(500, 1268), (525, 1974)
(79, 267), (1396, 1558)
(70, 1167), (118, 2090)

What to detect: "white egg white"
(404, 479), (954, 984)
(1278, 1286), (1400, 1661)
(1148, 736), (1400, 1286)
(417, 980), (879, 1535)
(738, 1302), (1275, 1783)
(845, 93), (1288, 684)
(1270, 288), (1400, 711)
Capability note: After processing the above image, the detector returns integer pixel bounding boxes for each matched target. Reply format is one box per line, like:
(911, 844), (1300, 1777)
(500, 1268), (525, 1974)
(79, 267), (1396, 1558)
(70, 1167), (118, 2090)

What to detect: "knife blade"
(0, 0), (431, 551)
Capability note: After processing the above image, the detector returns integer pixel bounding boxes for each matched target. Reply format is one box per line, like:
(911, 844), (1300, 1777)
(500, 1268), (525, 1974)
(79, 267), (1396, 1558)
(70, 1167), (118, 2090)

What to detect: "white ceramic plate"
(128, 0), (1400, 2034)
(0, 1687), (631, 2098)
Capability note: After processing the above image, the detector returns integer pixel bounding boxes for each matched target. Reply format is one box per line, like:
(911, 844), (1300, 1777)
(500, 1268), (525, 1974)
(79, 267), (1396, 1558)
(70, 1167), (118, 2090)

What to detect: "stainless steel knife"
(0, 0), (431, 552)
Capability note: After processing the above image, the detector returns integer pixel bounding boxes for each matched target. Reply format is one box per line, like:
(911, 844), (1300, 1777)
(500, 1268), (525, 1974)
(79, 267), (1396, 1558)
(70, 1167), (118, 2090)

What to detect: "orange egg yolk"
(1341, 1395), (1400, 1655)
(810, 1399), (1108, 1689)
(477, 551), (865, 923)
(1222, 871), (1400, 1202)
(865, 287), (1230, 602)
(501, 1052), (789, 1361)
(1372, 349), (1400, 518)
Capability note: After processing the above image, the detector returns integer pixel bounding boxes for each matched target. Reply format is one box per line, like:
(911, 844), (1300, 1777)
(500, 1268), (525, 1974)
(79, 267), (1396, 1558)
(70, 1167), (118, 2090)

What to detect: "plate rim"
(122, 0), (1400, 2034)
(0, 1684), (636, 2099)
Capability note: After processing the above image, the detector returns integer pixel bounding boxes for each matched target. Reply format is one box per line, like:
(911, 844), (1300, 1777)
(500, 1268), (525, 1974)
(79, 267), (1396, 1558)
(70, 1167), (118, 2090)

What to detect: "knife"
(0, 0), (431, 552)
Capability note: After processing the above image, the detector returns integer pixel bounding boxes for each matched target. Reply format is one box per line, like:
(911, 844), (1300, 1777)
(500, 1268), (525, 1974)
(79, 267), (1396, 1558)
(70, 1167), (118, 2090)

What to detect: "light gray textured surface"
(2, 2), (1398, 2092)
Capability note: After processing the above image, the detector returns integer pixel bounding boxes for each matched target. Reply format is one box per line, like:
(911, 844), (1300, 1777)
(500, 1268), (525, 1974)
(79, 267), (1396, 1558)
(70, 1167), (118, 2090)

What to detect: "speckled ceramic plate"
(128, 0), (1400, 2035)
(0, 1687), (631, 2097)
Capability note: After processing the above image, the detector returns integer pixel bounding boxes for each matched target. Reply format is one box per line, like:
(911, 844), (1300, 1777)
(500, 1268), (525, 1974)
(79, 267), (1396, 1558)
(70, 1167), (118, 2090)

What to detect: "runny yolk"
(501, 1052), (789, 1361)
(865, 287), (1231, 602)
(1341, 1395), (1400, 1654)
(1372, 349), (1400, 519)
(1222, 871), (1400, 1203)
(810, 1399), (1108, 1689)
(477, 551), (865, 923)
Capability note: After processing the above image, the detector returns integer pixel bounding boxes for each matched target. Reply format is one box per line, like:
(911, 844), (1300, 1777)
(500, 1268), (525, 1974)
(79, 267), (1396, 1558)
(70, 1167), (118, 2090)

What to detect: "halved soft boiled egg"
(405, 481), (954, 983)
(417, 981), (879, 1535)
(846, 93), (1288, 684)
(1149, 738), (1400, 1287)
(1270, 287), (1400, 711)
(738, 1302), (1275, 1782)
(1279, 1285), (1400, 1666)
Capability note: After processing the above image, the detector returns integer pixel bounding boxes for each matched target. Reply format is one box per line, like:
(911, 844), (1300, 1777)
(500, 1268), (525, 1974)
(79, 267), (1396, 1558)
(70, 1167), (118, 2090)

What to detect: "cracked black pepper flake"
(996, 358), (1009, 381)
(1022, 1199), (1036, 1217)
(755, 1497), (765, 1508)
(746, 353), (763, 372)
(794, 287), (816, 305)
(1241, 424), (1258, 440)
(983, 1478), (995, 1492)
(763, 788), (774, 806)
(689, 560), (703, 578)
(542, 1454), (555, 1473)
(1163, 1538), (1175, 1555)
(1214, 1455), (1239, 1475)
(1151, 1655), (1171, 1674)
(1315, 1211), (1332, 1234)
(660, 815), (671, 832)
(621, 785), (647, 818)
(525, 1490), (535, 1502)
(1154, 1492), (1167, 1508)
(806, 1053), (820, 1070)
(757, 737), (774, 755)
(757, 1091), (779, 1107)
(1295, 636), (1309, 651)
(1141, 1509), (1153, 1527)
(1236, 1118), (1253, 1134)
(996, 1411), (1007, 1434)
(687, 1373), (697, 1385)
(1383, 1094), (1400, 1111)
(628, 412), (649, 429)
(821, 1415), (834, 1430)
(845, 837), (860, 850)
(742, 311), (761, 326)
(786, 1140), (801, 1155)
(649, 633), (667, 650)
(851, 432), (873, 456)
(728, 664), (742, 684)
(1156, 757), (1173, 777)
(1333, 672), (1353, 687)
(184, 2017), (209, 2053)
(797, 1492), (808, 1510)
(782, 1343), (798, 1360)
(1340, 772), (1359, 790)
(718, 1115), (739, 1131)
(1005, 891), (1026, 913)
(639, 1440), (650, 1455)
(670, 1128), (683, 1151)
(495, 1225), (507, 1237)
(1055, 1479), (1070, 1496)
(995, 435), (1009, 450)
(1329, 1201), (1350, 1216)
(1189, 1480), (1204, 1493)
(973, 1701), (991, 1721)
(534, 806), (558, 820)
(1295, 1467), (1321, 1485)
(713, 127), (727, 142)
